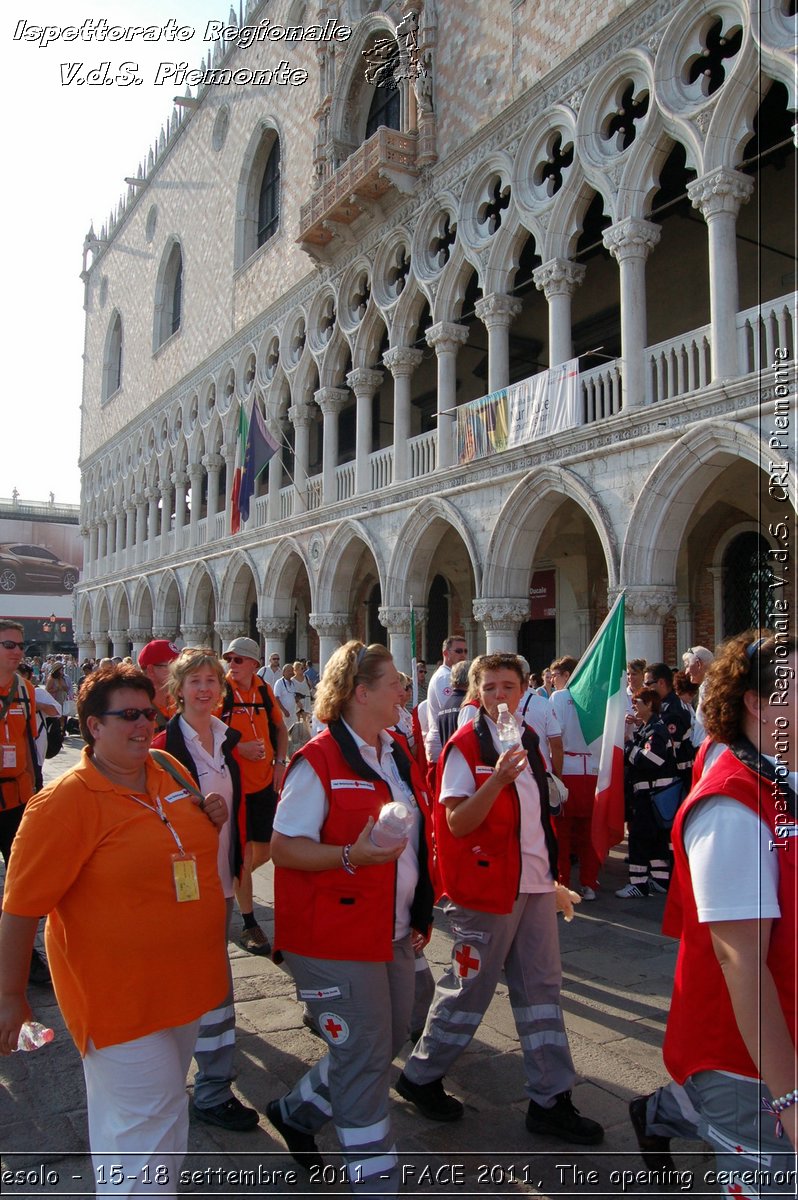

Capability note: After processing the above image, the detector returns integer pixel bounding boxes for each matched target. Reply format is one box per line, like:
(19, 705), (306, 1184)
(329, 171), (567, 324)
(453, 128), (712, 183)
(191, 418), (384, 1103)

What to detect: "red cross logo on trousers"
(319, 1011), (350, 1044)
(454, 942), (481, 978)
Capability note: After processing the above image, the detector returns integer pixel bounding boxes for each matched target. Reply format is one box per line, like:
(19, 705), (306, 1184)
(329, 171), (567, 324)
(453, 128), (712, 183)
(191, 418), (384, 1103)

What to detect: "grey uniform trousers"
(280, 935), (415, 1197)
(193, 897), (237, 1110)
(404, 891), (575, 1105)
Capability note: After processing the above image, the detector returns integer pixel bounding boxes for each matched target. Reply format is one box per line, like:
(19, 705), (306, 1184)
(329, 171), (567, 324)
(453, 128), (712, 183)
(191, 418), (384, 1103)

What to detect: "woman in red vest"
(630, 631), (797, 1191)
(268, 642), (434, 1194)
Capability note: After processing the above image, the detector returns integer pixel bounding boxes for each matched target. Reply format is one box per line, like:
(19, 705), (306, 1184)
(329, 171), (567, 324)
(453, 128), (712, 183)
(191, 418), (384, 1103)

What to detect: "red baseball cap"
(138, 639), (180, 668)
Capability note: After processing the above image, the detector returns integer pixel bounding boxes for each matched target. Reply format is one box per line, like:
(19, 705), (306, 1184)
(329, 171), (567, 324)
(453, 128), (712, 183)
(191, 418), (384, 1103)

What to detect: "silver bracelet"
(341, 843), (357, 875)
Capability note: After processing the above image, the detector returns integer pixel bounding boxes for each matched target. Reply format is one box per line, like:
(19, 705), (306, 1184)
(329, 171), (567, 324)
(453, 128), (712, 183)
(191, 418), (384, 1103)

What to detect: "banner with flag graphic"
(566, 593), (627, 864)
(231, 398), (279, 533)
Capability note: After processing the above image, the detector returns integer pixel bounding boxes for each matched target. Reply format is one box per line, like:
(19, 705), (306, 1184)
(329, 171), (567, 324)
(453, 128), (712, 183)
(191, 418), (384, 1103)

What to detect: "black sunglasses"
(0, 640), (24, 651)
(101, 707), (158, 723)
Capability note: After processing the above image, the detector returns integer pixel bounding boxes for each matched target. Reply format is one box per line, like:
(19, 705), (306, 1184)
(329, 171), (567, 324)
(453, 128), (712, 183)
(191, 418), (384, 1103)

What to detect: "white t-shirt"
(274, 720), (421, 940)
(425, 663), (453, 762)
(178, 715), (235, 898)
(550, 688), (596, 773)
(683, 796), (779, 923)
(439, 714), (553, 893)
(274, 676), (298, 727)
(518, 690), (562, 772)
(258, 666), (281, 688)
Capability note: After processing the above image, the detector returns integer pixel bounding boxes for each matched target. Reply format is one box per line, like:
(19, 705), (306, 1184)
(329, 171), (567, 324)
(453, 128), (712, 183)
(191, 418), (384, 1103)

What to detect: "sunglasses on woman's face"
(0, 640), (24, 651)
(101, 707), (158, 723)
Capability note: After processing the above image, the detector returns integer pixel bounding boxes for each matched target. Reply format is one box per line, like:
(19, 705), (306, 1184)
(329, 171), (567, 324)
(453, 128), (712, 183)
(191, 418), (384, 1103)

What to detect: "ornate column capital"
(202, 453), (223, 471)
(89, 630), (106, 644)
(687, 167), (754, 219)
(315, 386), (349, 415)
(602, 217), (661, 262)
(221, 442), (237, 460)
(144, 486), (160, 502)
(108, 628), (128, 644)
(256, 616), (293, 638)
(309, 612), (350, 638)
(346, 368), (383, 397)
(180, 624), (212, 644)
(128, 627), (152, 643)
(532, 258), (586, 299)
(152, 625), (179, 640)
(214, 622), (243, 643)
(472, 597), (529, 632)
(171, 471), (188, 489)
(378, 606), (427, 634)
(614, 585), (677, 623)
(188, 462), (204, 482)
(288, 402), (315, 429)
(425, 322), (469, 354)
(76, 636), (93, 650)
(474, 293), (523, 329)
(382, 347), (423, 378)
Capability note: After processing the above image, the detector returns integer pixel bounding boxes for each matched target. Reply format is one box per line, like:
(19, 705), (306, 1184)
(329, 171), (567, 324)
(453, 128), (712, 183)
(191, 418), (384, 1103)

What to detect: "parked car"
(0, 544), (80, 594)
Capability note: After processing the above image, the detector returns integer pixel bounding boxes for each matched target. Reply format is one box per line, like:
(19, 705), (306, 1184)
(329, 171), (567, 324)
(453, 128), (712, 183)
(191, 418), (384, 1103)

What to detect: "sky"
(5, 0), (234, 507)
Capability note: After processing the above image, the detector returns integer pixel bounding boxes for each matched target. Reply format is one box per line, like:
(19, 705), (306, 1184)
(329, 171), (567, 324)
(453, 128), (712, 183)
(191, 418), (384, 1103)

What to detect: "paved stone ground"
(0, 738), (715, 1197)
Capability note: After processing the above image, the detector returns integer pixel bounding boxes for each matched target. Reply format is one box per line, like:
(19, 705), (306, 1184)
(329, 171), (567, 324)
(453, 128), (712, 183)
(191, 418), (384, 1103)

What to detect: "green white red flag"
(230, 401), (249, 535)
(567, 593), (627, 863)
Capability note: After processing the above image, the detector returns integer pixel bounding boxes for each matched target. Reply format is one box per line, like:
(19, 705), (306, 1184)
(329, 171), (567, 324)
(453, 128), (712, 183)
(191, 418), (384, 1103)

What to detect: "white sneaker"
(615, 883), (649, 898)
(579, 886), (597, 901)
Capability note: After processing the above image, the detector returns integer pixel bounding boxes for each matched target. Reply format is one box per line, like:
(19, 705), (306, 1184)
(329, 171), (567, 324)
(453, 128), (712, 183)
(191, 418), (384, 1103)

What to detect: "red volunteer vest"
(435, 722), (522, 914)
(663, 747), (797, 1083)
(274, 728), (428, 962)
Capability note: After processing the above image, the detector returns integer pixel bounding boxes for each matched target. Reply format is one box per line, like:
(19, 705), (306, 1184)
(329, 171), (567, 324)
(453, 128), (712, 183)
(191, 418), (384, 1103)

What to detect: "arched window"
(258, 140), (281, 247)
(722, 531), (773, 636)
(365, 81), (400, 140)
(154, 241), (183, 350)
(102, 311), (123, 401)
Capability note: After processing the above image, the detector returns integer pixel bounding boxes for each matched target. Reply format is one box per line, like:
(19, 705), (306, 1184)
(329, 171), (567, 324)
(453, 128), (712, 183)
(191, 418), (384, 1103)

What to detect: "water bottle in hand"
(15, 1021), (55, 1052)
(496, 703), (521, 750)
(370, 801), (414, 848)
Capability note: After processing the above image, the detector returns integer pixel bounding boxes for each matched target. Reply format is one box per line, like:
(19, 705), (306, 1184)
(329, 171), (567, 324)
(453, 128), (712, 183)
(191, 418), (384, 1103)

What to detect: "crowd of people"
(0, 617), (793, 1198)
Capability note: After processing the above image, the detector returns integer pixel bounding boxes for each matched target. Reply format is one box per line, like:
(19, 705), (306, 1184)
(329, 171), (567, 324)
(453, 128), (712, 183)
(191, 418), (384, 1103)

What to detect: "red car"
(0, 544), (80, 594)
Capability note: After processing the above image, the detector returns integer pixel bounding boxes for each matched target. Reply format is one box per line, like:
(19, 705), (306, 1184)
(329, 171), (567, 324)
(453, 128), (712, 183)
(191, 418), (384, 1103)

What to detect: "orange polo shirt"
(0, 675), (37, 809)
(3, 748), (227, 1054)
(223, 676), (282, 796)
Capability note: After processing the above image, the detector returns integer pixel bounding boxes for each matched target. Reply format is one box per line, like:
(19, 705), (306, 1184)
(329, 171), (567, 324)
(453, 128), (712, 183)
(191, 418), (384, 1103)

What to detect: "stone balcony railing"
(297, 127), (419, 253)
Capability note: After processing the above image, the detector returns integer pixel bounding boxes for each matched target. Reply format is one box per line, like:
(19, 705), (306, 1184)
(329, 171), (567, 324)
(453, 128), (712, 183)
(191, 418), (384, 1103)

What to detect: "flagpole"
(410, 596), (418, 708)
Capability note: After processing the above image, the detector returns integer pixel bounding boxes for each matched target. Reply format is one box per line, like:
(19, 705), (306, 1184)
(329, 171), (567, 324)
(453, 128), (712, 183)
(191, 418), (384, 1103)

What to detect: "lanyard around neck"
(127, 791), (186, 855)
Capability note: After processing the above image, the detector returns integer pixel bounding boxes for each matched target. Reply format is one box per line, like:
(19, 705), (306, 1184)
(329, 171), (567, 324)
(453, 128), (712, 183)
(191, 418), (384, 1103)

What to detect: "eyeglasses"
(224, 655), (250, 665)
(0, 640), (24, 651)
(101, 707), (158, 722)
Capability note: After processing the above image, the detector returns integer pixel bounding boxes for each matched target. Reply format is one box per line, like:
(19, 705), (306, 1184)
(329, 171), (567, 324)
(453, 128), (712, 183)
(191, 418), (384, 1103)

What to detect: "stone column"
(620, 585), (677, 663)
(79, 525), (90, 580)
(88, 523), (99, 579)
(124, 502), (136, 566)
(688, 167), (753, 380)
(188, 463), (204, 545)
(346, 368), (383, 495)
(128, 628), (152, 661)
(134, 494), (148, 565)
(309, 613), (350, 673)
(573, 608), (592, 655)
(146, 487), (160, 559)
(383, 348), (423, 483)
(674, 602), (693, 660)
(461, 616), (481, 657)
(377, 606), (426, 674)
(257, 616), (293, 664)
(267, 438), (284, 524)
(114, 506), (126, 566)
(602, 218), (661, 409)
(316, 387), (348, 506)
(472, 598), (529, 654)
(533, 258), (586, 367)
(91, 631), (110, 660)
(172, 472), (188, 541)
(474, 294), (523, 394)
(203, 454), (222, 524)
(181, 623), (213, 647)
(426, 323), (469, 470)
(160, 482), (174, 541)
(108, 628), (129, 658)
(289, 402), (315, 513)
(222, 441), (237, 531)
(76, 635), (94, 664)
(214, 622), (241, 654)
(97, 518), (107, 570)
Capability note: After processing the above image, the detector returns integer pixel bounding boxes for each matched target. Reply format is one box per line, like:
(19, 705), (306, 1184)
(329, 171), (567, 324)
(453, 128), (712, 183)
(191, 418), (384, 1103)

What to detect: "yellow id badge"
(172, 853), (200, 902)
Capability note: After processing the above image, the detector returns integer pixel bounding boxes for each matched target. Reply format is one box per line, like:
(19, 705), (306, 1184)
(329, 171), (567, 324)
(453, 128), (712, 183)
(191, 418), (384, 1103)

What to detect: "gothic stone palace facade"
(76, 0), (796, 672)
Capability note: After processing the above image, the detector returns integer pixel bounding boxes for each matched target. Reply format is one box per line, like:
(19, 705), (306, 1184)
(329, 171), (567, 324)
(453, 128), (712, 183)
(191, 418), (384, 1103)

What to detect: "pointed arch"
(316, 520), (386, 613)
(384, 497), (482, 606)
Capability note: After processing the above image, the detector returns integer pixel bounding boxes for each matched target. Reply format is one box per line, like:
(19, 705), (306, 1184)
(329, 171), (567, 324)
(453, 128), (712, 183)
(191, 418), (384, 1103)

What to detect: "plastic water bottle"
(496, 703), (521, 750)
(370, 801), (414, 848)
(15, 1021), (55, 1052)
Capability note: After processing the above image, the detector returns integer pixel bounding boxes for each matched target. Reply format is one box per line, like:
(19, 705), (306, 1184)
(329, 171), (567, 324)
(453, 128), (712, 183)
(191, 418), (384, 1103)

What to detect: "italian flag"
(567, 593), (627, 862)
(230, 402), (249, 535)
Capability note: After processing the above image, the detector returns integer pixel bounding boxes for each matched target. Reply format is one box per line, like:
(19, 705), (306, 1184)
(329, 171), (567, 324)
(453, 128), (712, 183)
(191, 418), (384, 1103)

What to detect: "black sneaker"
(265, 1099), (323, 1170)
(628, 1095), (675, 1171)
(193, 1096), (259, 1132)
(28, 949), (51, 987)
(395, 1072), (464, 1122)
(526, 1091), (604, 1145)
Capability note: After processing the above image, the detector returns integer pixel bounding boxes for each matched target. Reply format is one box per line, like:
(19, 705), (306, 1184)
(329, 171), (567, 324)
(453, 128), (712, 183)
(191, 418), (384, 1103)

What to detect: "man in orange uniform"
(0, 620), (48, 984)
(221, 637), (287, 954)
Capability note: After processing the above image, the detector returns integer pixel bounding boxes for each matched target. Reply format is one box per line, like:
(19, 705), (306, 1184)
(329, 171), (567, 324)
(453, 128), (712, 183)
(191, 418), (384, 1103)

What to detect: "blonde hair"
(167, 647), (226, 711)
(314, 641), (394, 723)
